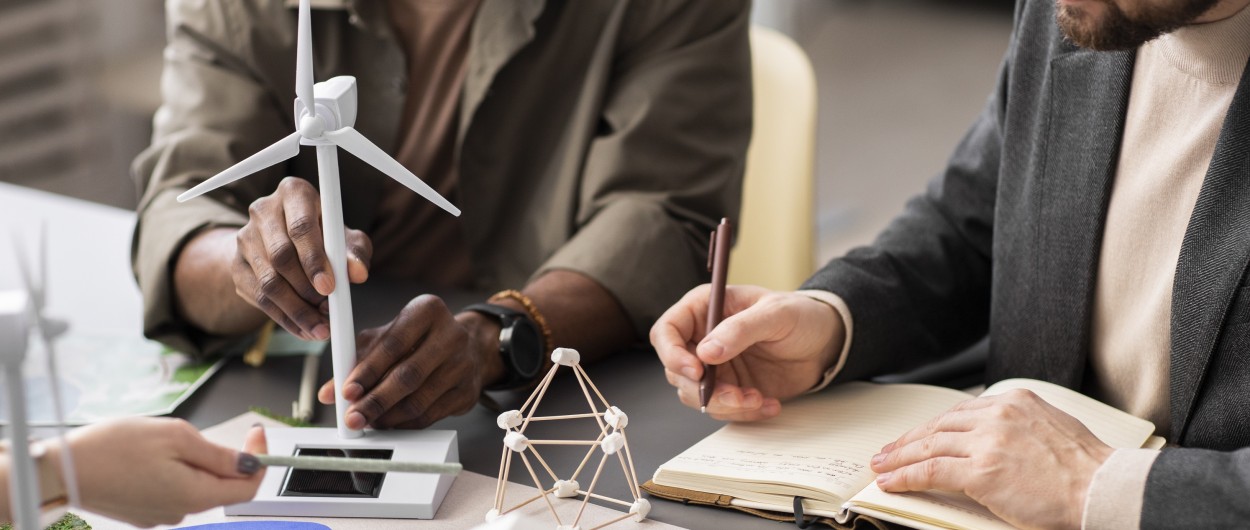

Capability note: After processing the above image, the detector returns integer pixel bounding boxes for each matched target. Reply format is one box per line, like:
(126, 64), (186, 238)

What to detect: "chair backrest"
(728, 26), (817, 290)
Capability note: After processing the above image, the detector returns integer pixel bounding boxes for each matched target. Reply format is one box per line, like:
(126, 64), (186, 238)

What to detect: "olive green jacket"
(131, 0), (751, 355)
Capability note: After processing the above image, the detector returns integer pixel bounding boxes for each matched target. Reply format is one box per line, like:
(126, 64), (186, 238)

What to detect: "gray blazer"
(802, 0), (1250, 525)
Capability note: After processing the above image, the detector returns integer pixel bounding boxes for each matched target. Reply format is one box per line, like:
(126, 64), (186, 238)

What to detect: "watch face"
(502, 319), (544, 379)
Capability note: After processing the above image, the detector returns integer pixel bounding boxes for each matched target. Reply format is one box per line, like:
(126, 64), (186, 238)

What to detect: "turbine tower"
(177, 0), (460, 440)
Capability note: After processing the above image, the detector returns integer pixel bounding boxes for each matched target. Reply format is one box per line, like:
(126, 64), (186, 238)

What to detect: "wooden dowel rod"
(519, 366), (558, 412)
(527, 444), (561, 483)
(575, 490), (634, 508)
(576, 364), (613, 410)
(617, 451), (639, 499)
(572, 367), (608, 433)
(521, 452), (563, 526)
(494, 446), (509, 509)
(588, 510), (635, 530)
(500, 451), (514, 509)
(521, 368), (559, 431)
(622, 431), (641, 497)
(570, 431), (606, 481)
(526, 413), (604, 421)
(574, 453), (610, 526)
(500, 491), (544, 515)
(527, 440), (600, 446)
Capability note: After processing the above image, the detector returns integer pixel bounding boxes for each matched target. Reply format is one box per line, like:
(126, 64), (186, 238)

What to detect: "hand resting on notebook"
(870, 388), (1113, 529)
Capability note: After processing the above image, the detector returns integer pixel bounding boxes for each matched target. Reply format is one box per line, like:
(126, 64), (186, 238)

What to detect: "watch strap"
(466, 303), (545, 389)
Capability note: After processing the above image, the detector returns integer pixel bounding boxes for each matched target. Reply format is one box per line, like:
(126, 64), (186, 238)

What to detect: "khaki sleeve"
(534, 0), (753, 337)
(130, 0), (294, 356)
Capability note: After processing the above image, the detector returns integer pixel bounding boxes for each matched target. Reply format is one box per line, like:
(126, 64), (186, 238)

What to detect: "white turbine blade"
(325, 127), (461, 217)
(296, 0), (315, 119)
(178, 131), (302, 202)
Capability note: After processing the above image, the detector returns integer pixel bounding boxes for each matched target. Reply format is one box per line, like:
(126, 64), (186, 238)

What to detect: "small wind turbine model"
(2, 227), (80, 530)
(178, 0), (460, 518)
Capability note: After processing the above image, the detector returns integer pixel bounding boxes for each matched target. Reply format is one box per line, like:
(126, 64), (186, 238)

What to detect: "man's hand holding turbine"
(231, 177), (372, 342)
(230, 175), (510, 431)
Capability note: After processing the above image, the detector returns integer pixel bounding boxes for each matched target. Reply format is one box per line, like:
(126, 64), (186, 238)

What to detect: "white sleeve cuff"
(1081, 448), (1160, 530)
(795, 289), (852, 393)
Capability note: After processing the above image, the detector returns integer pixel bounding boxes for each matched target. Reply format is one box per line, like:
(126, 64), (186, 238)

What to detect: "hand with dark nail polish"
(30, 417), (270, 527)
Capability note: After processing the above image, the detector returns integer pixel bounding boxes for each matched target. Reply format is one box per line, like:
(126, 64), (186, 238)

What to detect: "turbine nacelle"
(295, 76), (357, 142)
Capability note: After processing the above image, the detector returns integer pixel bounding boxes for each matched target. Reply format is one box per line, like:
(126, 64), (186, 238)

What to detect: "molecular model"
(488, 348), (649, 530)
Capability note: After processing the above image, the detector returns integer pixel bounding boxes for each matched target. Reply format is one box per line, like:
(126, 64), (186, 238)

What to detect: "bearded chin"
(1056, 0), (1221, 51)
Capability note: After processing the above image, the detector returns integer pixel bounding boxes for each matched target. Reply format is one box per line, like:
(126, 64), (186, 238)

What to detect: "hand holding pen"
(651, 222), (848, 422)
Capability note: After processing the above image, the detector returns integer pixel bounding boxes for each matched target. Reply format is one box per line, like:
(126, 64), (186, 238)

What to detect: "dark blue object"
(175, 523), (331, 530)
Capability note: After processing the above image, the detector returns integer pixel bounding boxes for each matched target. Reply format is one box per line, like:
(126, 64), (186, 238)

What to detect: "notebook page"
(980, 378), (1155, 448)
(849, 482), (1015, 530)
(653, 382), (972, 507)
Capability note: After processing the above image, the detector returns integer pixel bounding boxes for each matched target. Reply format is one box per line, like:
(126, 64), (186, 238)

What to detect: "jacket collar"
(1027, 48), (1135, 388)
(1169, 55), (1250, 442)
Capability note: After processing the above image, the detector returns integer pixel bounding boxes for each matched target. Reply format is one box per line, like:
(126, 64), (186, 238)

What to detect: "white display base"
(225, 427), (458, 519)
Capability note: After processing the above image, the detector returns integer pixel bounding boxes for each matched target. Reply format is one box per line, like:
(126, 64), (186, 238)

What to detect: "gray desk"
(0, 183), (787, 529)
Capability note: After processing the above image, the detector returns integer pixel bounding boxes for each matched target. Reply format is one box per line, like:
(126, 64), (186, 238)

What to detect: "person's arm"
(1134, 447), (1250, 528)
(798, 40), (1010, 384)
(131, 0), (296, 356)
(315, 0), (753, 430)
(527, 0), (753, 348)
(0, 418), (267, 527)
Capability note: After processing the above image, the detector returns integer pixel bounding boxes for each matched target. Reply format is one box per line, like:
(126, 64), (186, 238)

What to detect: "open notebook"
(645, 379), (1164, 530)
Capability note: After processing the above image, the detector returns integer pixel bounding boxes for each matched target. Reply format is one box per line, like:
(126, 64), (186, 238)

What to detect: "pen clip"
(707, 230), (716, 273)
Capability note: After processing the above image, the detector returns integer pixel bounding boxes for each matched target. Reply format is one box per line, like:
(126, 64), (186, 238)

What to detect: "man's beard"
(1057, 0), (1221, 51)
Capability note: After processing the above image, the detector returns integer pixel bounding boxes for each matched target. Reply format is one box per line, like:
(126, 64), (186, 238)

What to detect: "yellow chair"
(728, 26), (818, 290)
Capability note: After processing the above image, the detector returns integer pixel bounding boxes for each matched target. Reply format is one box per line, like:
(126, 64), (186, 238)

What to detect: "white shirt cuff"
(795, 289), (852, 393)
(1081, 448), (1160, 530)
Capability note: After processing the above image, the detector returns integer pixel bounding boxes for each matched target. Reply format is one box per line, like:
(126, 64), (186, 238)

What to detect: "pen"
(700, 218), (732, 414)
(256, 454), (463, 475)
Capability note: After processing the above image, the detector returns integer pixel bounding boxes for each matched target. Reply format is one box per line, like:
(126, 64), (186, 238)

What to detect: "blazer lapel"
(1026, 50), (1134, 387)
(458, 0), (545, 146)
(1169, 58), (1250, 441)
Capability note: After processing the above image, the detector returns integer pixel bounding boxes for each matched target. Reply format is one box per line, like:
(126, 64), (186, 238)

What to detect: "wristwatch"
(465, 303), (546, 389)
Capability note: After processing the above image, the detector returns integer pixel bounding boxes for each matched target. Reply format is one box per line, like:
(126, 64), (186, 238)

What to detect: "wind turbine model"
(178, 0), (460, 518)
(2, 227), (79, 530)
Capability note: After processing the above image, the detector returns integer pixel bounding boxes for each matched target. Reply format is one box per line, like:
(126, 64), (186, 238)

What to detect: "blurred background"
(0, 0), (1011, 268)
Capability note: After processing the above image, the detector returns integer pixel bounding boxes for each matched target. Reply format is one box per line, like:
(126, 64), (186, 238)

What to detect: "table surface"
(0, 182), (790, 529)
